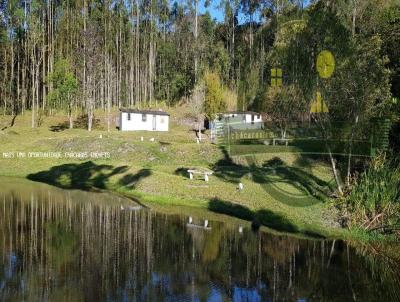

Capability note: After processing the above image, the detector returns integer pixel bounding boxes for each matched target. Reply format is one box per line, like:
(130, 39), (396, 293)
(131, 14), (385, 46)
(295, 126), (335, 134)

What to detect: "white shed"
(220, 111), (263, 128)
(209, 111), (263, 143)
(119, 109), (169, 132)
(211, 111), (263, 130)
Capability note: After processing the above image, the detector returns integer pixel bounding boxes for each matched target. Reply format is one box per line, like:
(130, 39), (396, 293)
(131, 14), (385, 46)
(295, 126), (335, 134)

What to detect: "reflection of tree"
(350, 241), (400, 300)
(201, 225), (223, 263)
(0, 184), (399, 301)
(46, 221), (77, 270)
(262, 235), (298, 265)
(48, 287), (85, 302)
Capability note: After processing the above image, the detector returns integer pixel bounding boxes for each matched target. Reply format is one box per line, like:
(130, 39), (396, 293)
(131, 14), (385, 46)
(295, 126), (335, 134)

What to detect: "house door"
(152, 115), (156, 130)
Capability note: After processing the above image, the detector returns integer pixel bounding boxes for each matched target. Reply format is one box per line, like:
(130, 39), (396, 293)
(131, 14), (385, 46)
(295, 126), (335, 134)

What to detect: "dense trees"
(0, 0), (212, 122)
(0, 0), (398, 123)
(0, 0), (397, 184)
(0, 1), (398, 182)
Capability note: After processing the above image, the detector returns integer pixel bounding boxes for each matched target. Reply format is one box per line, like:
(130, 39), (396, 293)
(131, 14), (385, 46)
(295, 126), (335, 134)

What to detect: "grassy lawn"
(0, 108), (344, 239)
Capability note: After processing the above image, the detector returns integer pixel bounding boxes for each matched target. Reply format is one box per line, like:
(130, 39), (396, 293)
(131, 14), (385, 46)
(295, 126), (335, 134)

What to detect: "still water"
(0, 177), (399, 302)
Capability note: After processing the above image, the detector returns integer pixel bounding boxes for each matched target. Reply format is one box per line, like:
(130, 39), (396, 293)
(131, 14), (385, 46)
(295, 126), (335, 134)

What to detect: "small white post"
(204, 220), (208, 228)
(140, 136), (144, 142)
(204, 173), (209, 182)
(189, 172), (193, 180)
(196, 138), (200, 144)
(189, 216), (193, 224)
(239, 226), (243, 233)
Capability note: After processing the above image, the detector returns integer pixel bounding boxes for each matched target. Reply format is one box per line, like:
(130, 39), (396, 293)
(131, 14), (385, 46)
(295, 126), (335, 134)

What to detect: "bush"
(74, 114), (102, 130)
(343, 154), (400, 235)
(204, 71), (226, 119)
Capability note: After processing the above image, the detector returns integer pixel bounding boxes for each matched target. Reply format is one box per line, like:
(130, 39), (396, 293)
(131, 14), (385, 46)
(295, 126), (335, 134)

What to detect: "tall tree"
(46, 58), (78, 129)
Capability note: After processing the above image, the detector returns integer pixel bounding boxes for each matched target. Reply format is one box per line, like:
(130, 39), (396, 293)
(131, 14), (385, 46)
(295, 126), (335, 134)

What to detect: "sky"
(197, 0), (312, 24)
(197, 0), (252, 24)
(197, 1), (225, 23)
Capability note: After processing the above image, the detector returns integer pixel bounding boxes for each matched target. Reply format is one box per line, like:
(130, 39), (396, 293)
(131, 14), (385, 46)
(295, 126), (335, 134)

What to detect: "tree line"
(0, 0), (398, 132)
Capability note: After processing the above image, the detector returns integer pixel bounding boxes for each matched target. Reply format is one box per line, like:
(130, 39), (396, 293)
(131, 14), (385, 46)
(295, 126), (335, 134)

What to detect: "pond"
(0, 177), (399, 301)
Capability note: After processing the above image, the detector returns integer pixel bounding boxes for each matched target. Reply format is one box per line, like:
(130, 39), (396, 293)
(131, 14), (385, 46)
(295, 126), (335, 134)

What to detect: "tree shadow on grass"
(118, 169), (152, 189)
(212, 148), (249, 183)
(213, 147), (333, 207)
(174, 167), (189, 178)
(174, 167), (213, 180)
(49, 121), (69, 132)
(255, 157), (333, 205)
(208, 198), (325, 238)
(1, 114), (17, 131)
(27, 161), (151, 191)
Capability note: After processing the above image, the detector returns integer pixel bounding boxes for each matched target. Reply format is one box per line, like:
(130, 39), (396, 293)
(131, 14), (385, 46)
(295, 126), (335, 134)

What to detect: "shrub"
(344, 154), (400, 235)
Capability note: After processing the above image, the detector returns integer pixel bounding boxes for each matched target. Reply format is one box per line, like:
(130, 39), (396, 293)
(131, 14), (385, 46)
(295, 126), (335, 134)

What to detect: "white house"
(119, 109), (169, 131)
(211, 111), (263, 130)
(209, 111), (263, 143)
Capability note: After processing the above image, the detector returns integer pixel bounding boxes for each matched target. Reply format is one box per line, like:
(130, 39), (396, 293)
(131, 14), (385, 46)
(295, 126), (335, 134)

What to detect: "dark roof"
(119, 108), (170, 116)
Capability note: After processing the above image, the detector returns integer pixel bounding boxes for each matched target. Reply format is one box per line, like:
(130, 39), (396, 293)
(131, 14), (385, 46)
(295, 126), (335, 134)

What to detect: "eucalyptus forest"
(0, 0), (397, 122)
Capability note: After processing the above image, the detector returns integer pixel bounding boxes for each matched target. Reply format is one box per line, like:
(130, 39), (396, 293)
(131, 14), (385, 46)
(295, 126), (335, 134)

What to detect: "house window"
(232, 114), (235, 117)
(242, 115), (246, 122)
(127, 113), (131, 121)
(142, 114), (147, 122)
(257, 114), (260, 119)
(251, 115), (255, 124)
(160, 117), (165, 124)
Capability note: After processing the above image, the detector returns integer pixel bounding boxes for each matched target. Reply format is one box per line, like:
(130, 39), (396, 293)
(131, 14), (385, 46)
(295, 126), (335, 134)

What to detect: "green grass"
(0, 109), (346, 239)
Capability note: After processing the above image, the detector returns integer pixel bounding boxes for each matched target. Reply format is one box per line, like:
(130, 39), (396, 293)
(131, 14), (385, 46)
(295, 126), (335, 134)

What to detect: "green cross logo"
(271, 68), (283, 87)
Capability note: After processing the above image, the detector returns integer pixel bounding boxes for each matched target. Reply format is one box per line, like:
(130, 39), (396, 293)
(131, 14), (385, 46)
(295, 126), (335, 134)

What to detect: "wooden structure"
(187, 169), (213, 182)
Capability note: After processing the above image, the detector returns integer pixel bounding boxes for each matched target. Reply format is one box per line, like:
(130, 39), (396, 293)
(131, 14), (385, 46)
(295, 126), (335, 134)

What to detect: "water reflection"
(0, 178), (399, 301)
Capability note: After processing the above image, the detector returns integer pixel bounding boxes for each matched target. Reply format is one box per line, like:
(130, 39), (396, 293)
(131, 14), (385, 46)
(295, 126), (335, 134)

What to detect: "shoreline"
(0, 169), (395, 243)
(0, 172), (348, 241)
(0, 116), (394, 243)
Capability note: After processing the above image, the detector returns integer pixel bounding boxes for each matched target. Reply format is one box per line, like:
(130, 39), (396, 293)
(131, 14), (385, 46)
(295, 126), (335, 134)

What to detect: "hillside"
(0, 107), (342, 238)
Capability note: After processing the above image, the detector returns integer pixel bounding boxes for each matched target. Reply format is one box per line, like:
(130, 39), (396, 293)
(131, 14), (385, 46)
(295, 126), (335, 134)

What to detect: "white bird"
(204, 220), (209, 228)
(238, 183), (244, 191)
(188, 216), (193, 224)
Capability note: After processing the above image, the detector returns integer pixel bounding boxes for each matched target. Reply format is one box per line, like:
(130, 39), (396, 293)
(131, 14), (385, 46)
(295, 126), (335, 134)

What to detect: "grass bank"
(0, 109), (346, 239)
